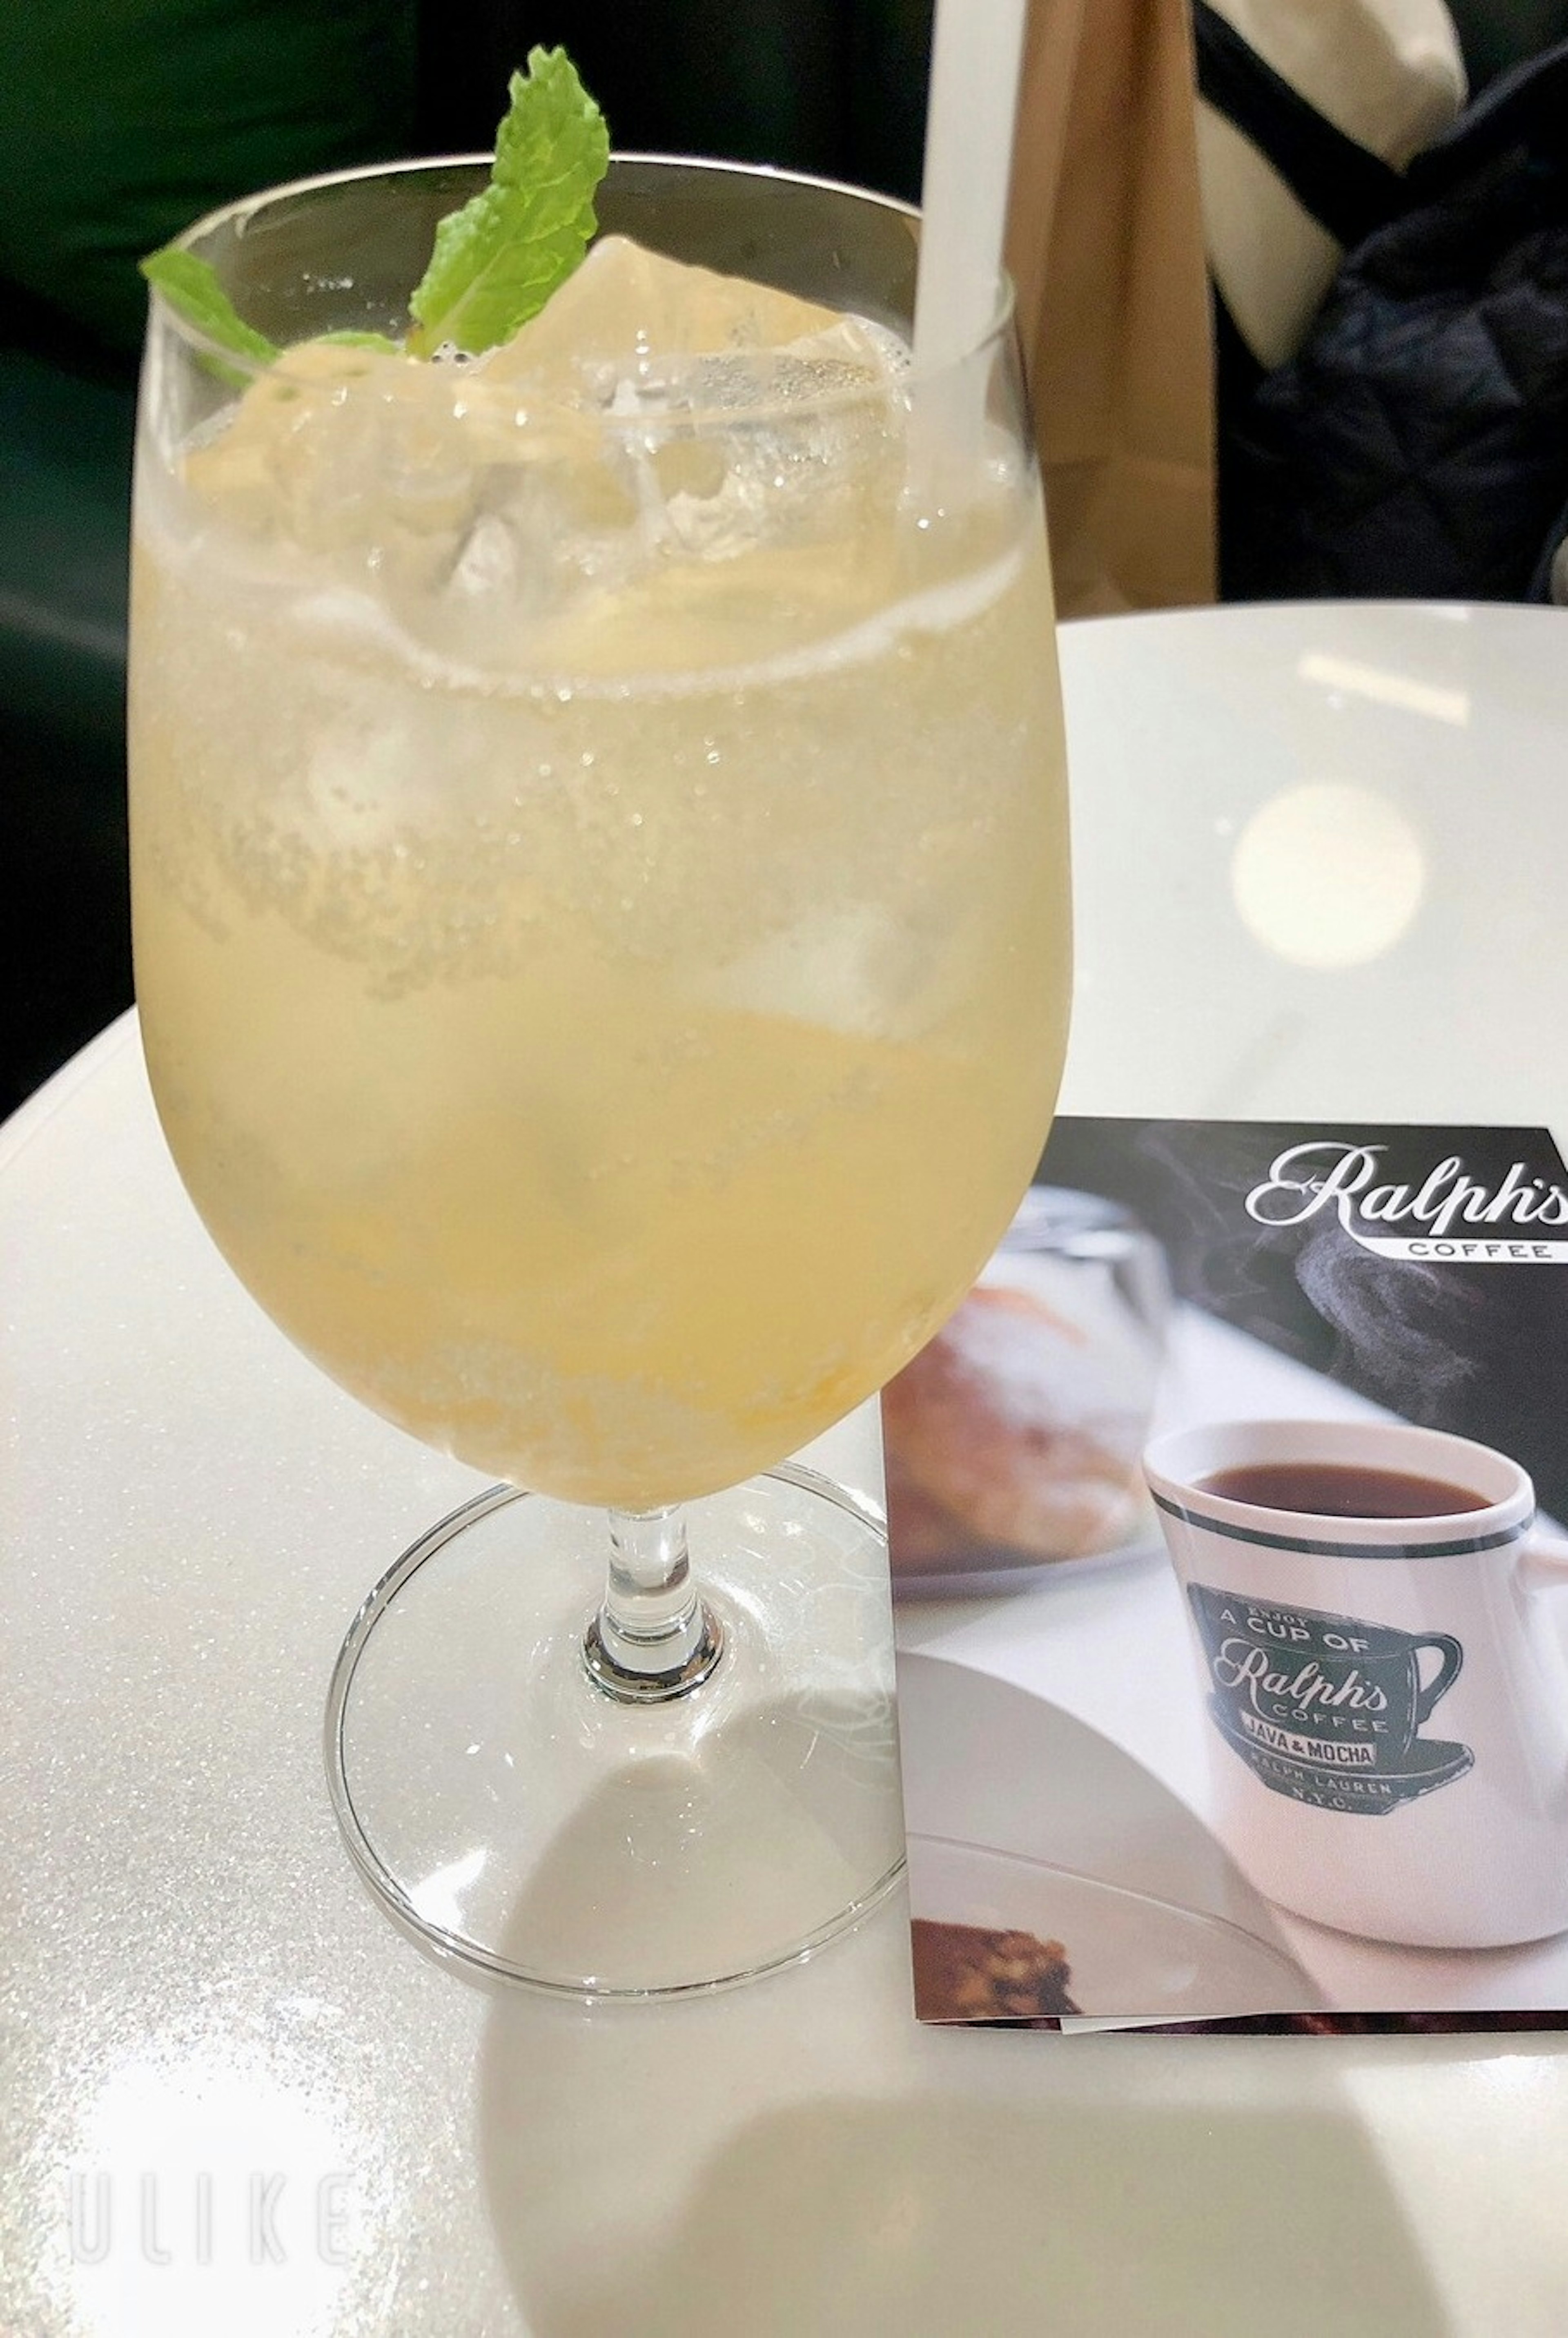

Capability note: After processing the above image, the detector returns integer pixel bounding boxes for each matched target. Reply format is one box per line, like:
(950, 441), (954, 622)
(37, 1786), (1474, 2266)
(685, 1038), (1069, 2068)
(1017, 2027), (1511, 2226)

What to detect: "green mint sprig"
(406, 48), (610, 357)
(317, 330), (404, 353)
(138, 246), (281, 369)
(139, 47), (609, 371)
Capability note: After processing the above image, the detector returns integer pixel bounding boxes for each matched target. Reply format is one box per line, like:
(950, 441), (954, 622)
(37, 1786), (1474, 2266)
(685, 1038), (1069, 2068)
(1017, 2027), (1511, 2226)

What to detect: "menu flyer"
(888, 1117), (1568, 2031)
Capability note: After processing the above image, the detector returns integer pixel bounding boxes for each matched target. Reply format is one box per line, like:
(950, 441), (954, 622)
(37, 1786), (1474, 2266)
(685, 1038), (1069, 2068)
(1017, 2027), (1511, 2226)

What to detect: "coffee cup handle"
(1518, 1529), (1568, 1595)
(1413, 1634), (1464, 1724)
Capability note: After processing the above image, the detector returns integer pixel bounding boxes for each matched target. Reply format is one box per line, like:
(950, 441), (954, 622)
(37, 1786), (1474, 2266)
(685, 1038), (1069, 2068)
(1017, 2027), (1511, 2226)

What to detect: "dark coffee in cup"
(1200, 1461), (1488, 1519)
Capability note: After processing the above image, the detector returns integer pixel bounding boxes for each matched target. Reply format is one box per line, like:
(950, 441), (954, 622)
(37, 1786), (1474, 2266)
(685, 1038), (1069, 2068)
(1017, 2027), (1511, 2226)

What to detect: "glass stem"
(583, 1506), (725, 1704)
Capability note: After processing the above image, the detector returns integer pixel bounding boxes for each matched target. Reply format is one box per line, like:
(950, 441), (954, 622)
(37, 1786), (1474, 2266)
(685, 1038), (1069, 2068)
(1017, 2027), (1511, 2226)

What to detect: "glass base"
(325, 1463), (906, 1997)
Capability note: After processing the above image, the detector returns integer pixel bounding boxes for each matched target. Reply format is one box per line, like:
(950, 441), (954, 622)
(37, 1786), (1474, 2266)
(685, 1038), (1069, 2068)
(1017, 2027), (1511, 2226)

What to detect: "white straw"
(912, 0), (1030, 377)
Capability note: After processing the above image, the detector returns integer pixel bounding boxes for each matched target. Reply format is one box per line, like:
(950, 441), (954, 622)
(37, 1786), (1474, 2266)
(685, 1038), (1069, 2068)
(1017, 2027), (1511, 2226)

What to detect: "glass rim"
(147, 149), (1020, 407)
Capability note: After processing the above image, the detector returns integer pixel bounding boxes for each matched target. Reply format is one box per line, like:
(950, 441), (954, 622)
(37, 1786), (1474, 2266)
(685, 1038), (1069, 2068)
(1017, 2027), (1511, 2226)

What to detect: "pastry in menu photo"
(910, 1918), (1082, 2021)
(882, 1187), (1169, 1586)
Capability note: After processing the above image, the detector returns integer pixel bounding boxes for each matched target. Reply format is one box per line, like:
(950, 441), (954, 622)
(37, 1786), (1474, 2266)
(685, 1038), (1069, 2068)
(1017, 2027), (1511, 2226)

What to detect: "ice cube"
(481, 239), (904, 462)
(480, 237), (855, 401)
(182, 328), (633, 640)
(702, 905), (894, 1040)
(484, 245), (908, 618)
(178, 241), (914, 666)
(427, 452), (645, 657)
(447, 511), (518, 602)
(698, 853), (999, 1044)
(185, 340), (503, 588)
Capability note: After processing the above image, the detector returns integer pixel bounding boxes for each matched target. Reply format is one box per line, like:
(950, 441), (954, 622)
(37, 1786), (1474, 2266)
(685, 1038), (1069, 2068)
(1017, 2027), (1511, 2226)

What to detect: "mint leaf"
(407, 48), (609, 358)
(139, 248), (280, 367)
(317, 330), (405, 354)
(140, 48), (607, 377)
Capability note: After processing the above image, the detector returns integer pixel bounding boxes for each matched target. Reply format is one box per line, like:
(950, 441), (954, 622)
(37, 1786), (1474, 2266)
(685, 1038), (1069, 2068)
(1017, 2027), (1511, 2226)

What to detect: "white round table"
(6, 601), (1568, 2336)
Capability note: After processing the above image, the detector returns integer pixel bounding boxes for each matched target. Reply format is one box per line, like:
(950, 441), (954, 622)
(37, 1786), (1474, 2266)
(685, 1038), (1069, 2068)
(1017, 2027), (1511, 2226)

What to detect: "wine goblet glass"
(129, 155), (1072, 1994)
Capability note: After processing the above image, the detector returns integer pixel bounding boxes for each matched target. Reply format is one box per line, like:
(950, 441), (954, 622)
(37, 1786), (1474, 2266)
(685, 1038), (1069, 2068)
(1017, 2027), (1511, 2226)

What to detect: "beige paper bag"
(1006, 0), (1217, 616)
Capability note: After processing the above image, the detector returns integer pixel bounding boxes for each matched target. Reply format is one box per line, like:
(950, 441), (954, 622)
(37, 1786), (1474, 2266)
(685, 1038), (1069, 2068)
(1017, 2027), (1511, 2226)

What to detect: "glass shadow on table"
(471, 1836), (1469, 2338)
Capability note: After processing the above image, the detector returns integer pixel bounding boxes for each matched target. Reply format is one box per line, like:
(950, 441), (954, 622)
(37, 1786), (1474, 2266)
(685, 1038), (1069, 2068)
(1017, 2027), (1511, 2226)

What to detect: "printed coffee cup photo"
(1145, 1417), (1568, 1950)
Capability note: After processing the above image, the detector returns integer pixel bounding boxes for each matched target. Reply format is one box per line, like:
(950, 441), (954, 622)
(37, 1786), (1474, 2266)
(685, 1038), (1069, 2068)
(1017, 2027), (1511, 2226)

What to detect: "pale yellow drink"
(131, 241), (1070, 1508)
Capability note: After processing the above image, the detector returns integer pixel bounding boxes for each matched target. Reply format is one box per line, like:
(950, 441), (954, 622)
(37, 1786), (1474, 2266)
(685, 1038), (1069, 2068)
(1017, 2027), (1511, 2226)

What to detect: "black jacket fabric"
(1219, 39), (1568, 605)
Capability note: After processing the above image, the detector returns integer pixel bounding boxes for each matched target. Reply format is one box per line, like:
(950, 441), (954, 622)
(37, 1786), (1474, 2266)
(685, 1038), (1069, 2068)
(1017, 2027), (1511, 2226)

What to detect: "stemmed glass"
(129, 155), (1071, 1995)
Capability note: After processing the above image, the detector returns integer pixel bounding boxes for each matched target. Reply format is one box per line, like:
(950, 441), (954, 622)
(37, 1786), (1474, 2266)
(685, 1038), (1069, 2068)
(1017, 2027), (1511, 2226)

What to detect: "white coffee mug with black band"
(1144, 1417), (1568, 1950)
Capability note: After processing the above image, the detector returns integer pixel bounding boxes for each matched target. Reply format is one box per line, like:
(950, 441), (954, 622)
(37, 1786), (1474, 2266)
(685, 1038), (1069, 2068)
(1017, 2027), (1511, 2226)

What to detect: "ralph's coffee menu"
(889, 1118), (1568, 2029)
